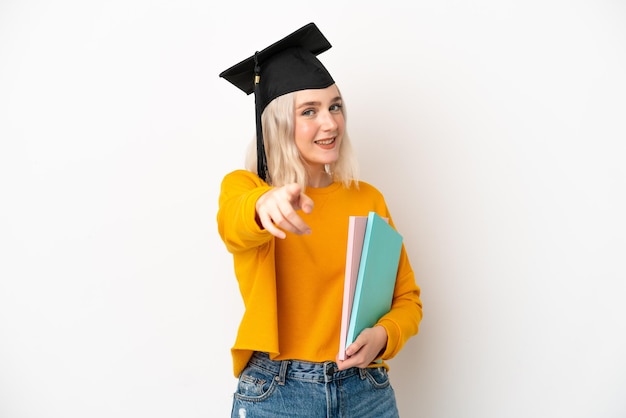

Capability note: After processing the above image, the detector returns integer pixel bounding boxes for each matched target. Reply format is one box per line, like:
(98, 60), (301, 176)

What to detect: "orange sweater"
(217, 169), (422, 377)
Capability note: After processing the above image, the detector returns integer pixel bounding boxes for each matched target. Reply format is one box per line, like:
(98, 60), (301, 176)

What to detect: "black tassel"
(254, 52), (269, 183)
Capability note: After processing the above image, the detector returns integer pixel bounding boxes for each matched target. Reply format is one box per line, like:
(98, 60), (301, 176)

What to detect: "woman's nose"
(320, 110), (338, 130)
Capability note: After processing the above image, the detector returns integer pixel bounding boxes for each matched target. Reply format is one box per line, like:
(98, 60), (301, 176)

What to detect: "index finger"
(274, 196), (311, 235)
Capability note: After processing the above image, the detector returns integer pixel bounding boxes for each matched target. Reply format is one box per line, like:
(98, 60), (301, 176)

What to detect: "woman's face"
(293, 84), (345, 173)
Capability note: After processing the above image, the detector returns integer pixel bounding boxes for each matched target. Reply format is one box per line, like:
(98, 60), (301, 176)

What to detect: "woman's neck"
(307, 166), (333, 188)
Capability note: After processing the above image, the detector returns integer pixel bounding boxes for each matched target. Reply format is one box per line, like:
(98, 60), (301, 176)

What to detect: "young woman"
(217, 23), (423, 418)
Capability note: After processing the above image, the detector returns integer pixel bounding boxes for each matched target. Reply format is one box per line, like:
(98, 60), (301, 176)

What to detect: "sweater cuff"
(378, 318), (402, 359)
(243, 186), (274, 234)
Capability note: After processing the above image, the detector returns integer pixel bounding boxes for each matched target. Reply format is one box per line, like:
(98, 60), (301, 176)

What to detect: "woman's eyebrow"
(295, 101), (321, 109)
(295, 97), (343, 109)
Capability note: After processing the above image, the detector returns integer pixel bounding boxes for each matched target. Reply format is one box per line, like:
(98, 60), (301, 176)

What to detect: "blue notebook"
(345, 212), (403, 349)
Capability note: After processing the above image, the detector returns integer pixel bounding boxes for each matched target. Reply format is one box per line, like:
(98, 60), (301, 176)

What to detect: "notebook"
(338, 215), (368, 361)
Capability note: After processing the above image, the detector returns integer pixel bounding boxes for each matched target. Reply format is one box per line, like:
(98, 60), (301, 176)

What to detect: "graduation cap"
(219, 22), (335, 182)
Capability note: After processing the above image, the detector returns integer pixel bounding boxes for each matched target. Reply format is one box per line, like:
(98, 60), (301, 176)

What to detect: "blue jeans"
(231, 352), (400, 418)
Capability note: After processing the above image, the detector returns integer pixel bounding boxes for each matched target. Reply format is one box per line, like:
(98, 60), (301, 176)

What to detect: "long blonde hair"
(245, 89), (359, 189)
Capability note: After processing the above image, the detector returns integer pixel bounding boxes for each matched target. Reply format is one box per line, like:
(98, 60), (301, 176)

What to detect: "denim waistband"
(248, 351), (367, 383)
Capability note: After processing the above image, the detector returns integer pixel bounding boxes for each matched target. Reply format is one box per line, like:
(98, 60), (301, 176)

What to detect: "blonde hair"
(245, 89), (359, 189)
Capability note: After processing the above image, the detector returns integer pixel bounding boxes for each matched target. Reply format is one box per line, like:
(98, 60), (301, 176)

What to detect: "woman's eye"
(330, 103), (343, 112)
(302, 109), (315, 116)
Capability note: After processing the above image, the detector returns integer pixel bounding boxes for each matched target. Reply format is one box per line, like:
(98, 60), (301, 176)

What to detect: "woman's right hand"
(255, 183), (314, 239)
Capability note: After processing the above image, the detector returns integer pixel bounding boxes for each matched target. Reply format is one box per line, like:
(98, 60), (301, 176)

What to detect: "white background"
(1, 1), (625, 417)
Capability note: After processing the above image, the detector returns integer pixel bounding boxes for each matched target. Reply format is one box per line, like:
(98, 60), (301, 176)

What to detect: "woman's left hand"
(335, 325), (388, 370)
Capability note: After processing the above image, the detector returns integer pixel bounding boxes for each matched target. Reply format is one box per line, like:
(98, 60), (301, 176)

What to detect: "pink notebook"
(338, 216), (368, 361)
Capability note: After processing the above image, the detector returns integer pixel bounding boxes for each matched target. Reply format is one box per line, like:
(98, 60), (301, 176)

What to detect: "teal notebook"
(345, 212), (403, 348)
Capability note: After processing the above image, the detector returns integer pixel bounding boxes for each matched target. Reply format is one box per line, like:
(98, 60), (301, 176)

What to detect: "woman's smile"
(314, 137), (336, 148)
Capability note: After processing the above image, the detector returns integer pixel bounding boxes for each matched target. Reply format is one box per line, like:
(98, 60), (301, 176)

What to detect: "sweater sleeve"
(217, 170), (274, 253)
(375, 212), (423, 360)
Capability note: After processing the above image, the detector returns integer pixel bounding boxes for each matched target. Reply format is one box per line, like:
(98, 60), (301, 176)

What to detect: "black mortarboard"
(219, 22), (335, 182)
